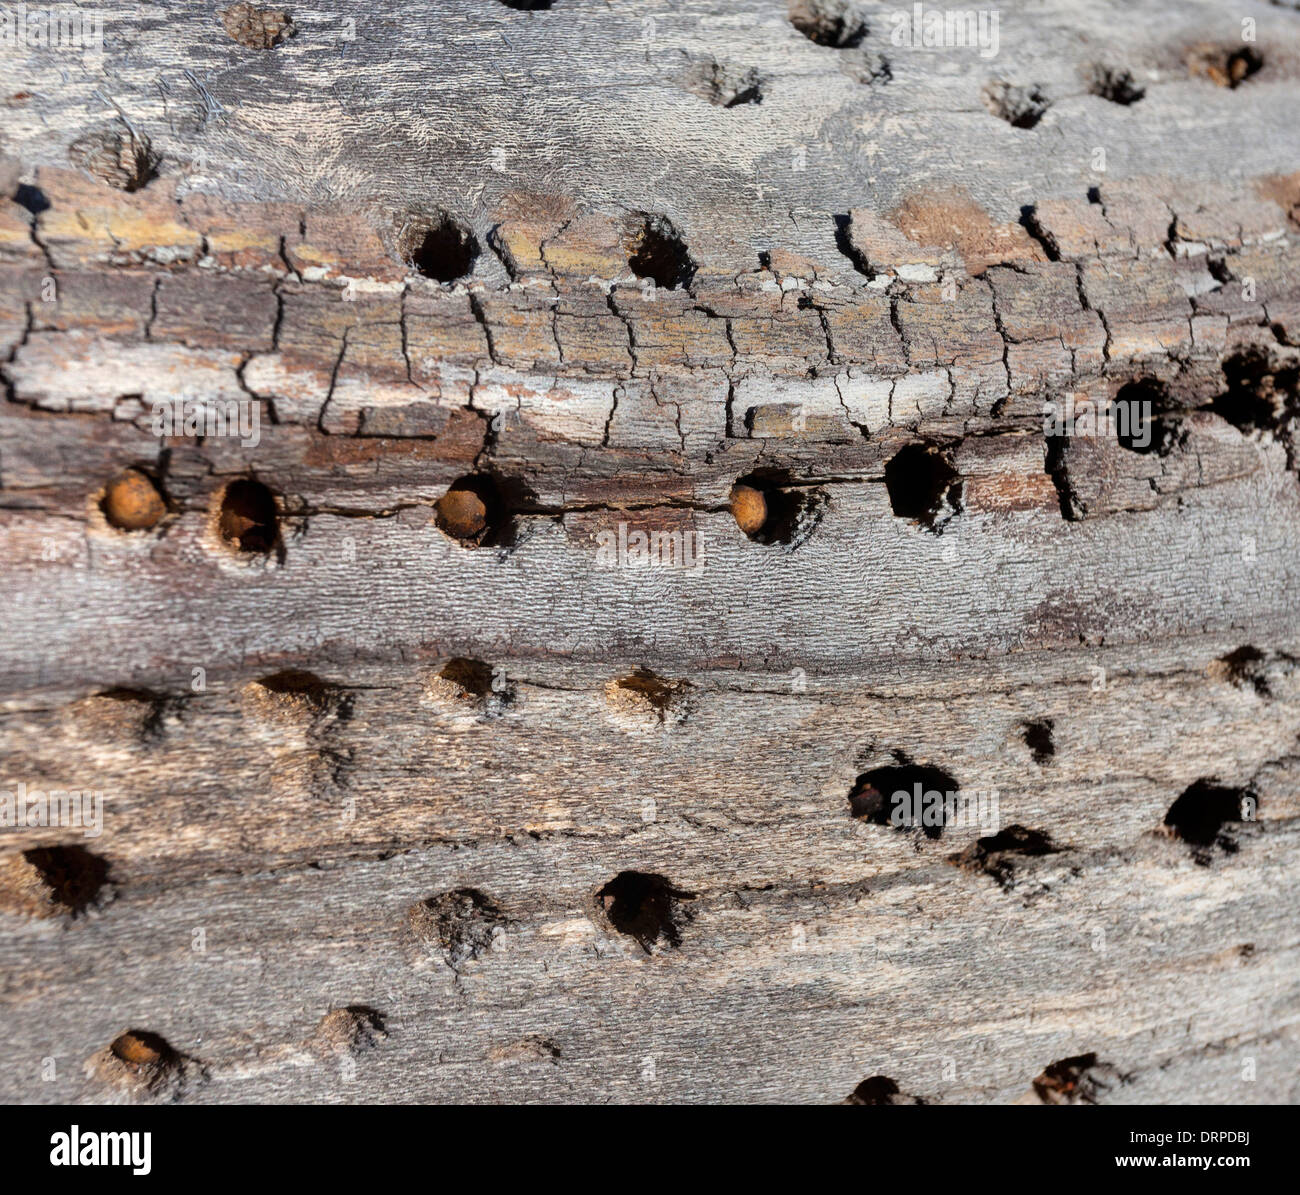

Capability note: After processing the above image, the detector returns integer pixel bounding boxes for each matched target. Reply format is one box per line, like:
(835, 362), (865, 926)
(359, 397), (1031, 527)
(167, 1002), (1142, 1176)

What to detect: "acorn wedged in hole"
(435, 475), (503, 546)
(729, 483), (768, 537)
(101, 469), (166, 531)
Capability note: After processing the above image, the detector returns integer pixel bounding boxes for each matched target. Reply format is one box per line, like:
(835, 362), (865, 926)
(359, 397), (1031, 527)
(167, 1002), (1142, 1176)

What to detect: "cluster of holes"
(884, 443), (962, 531)
(597, 870), (694, 953)
(626, 214), (695, 290)
(401, 212), (480, 283)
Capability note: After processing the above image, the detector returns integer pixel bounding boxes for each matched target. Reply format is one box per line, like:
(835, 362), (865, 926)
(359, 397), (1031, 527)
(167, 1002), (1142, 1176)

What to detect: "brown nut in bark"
(101, 469), (166, 531)
(436, 484), (489, 542)
(729, 483), (768, 537)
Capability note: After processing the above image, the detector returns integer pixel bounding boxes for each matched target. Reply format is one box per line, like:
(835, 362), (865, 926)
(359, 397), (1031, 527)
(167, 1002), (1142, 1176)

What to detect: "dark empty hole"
(439, 658), (495, 698)
(848, 763), (960, 840)
(1087, 186), (1102, 205)
(22, 845), (109, 916)
(1164, 779), (1250, 860)
(499, 0), (553, 8)
(788, 0), (867, 48)
(884, 443), (962, 529)
(1089, 65), (1145, 105)
(627, 215), (695, 291)
(14, 183), (49, 214)
(833, 213), (874, 277)
(597, 871), (694, 953)
(410, 889), (508, 967)
(848, 1075), (900, 1104)
(1216, 645), (1269, 696)
(218, 479), (278, 553)
(1210, 349), (1296, 431)
(1112, 378), (1172, 453)
(435, 474), (510, 547)
(110, 1029), (178, 1072)
(1022, 718), (1055, 764)
(405, 215), (479, 283)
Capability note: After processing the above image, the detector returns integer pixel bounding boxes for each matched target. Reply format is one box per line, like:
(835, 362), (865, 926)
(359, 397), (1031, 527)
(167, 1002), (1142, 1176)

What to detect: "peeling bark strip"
(1, 0), (1300, 1109)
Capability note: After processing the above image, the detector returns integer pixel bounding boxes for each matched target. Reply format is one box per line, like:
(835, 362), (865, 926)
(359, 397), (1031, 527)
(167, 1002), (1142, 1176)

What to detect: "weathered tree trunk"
(1, 0), (1298, 1104)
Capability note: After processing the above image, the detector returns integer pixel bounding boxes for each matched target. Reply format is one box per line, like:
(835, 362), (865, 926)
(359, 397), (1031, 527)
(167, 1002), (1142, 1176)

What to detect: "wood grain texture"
(0, 0), (1299, 1104)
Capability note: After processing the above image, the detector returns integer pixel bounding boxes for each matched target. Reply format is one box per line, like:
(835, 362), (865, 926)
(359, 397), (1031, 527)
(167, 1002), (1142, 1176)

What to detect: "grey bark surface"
(0, 0), (1299, 1104)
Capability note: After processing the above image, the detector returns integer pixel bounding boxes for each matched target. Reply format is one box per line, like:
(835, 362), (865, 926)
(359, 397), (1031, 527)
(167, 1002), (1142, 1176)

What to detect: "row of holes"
(99, 452), (961, 549)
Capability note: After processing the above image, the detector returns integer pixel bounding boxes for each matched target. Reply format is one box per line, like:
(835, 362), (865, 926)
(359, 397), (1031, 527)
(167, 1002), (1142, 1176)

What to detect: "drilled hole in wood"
(312, 1006), (387, 1056)
(2, 846), (110, 917)
(848, 762), (961, 839)
(1212, 348), (1296, 431)
(1188, 43), (1263, 89)
(252, 670), (350, 719)
(1088, 64), (1145, 105)
(597, 871), (694, 953)
(409, 889), (508, 968)
(92, 1028), (197, 1098)
(884, 443), (962, 530)
(1031, 1052), (1121, 1104)
(218, 479), (279, 553)
(435, 473), (510, 546)
(626, 214), (695, 290)
(1164, 779), (1252, 863)
(100, 468), (167, 532)
(69, 128), (158, 192)
(1022, 718), (1055, 764)
(949, 825), (1059, 890)
(983, 80), (1051, 128)
(788, 0), (866, 48)
(687, 61), (763, 107)
(1211, 645), (1270, 696)
(402, 212), (479, 282)
(110, 1029), (176, 1072)
(1112, 377), (1173, 454)
(845, 1074), (923, 1104)
(730, 471), (826, 546)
